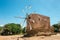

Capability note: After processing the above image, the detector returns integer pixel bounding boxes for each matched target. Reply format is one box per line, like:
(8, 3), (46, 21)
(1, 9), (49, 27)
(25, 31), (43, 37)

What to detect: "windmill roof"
(29, 13), (50, 18)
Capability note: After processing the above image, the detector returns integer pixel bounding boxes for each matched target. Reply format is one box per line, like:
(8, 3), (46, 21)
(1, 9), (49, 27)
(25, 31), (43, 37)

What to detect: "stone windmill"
(15, 13), (54, 37)
(25, 13), (55, 36)
(15, 4), (54, 36)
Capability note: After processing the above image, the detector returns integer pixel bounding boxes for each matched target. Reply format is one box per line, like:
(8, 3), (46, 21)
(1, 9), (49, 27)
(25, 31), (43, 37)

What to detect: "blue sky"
(0, 0), (60, 27)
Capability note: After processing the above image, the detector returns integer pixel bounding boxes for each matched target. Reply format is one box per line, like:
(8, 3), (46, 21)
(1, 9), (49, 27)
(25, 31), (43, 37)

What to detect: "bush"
(1, 23), (22, 35)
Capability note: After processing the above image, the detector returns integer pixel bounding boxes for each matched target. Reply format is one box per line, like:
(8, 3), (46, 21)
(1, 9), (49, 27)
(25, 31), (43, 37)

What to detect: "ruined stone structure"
(24, 13), (54, 37)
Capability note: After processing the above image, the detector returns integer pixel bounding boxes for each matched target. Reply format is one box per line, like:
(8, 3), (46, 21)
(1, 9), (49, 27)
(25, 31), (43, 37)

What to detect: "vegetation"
(22, 27), (26, 34)
(0, 22), (60, 35)
(0, 23), (25, 35)
(53, 22), (60, 32)
(0, 26), (3, 31)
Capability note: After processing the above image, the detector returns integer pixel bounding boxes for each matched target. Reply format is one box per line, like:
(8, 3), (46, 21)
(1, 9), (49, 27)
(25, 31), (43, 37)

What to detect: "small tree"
(0, 26), (3, 31)
(53, 22), (60, 32)
(53, 24), (59, 32)
(22, 27), (26, 34)
(1, 23), (22, 35)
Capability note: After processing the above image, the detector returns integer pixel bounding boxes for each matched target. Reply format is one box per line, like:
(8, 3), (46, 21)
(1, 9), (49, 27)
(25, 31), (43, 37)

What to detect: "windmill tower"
(15, 13), (55, 37)
(24, 13), (54, 36)
(15, 8), (55, 37)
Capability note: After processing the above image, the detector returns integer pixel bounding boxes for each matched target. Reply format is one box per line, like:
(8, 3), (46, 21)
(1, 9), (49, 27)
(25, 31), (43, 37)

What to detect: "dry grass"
(0, 33), (60, 40)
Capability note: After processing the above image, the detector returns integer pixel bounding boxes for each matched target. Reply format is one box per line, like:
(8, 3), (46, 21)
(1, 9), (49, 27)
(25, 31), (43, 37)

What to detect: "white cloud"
(0, 25), (4, 27)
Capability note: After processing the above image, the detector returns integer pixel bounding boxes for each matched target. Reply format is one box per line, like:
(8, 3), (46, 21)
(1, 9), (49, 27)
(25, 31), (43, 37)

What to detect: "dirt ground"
(0, 33), (60, 40)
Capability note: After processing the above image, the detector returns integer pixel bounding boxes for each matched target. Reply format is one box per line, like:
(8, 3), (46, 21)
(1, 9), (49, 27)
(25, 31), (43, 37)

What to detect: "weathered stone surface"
(25, 13), (54, 37)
